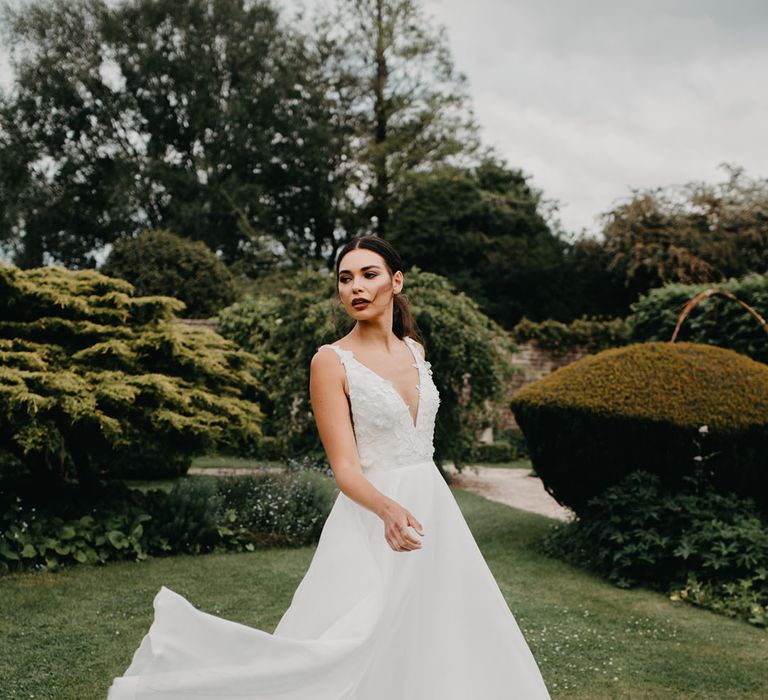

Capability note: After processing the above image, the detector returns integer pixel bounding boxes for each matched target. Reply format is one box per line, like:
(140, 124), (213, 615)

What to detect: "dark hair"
(335, 235), (420, 341)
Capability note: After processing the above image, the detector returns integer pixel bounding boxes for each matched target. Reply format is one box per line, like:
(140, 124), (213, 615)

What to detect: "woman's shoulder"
(310, 345), (348, 384)
(406, 335), (426, 360)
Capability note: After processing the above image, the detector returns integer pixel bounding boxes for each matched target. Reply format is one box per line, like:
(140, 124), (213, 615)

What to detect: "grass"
(190, 455), (285, 470)
(1, 489), (765, 699)
(460, 458), (533, 470)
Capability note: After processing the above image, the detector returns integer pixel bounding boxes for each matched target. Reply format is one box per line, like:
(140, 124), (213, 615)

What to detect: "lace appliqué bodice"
(317, 336), (441, 473)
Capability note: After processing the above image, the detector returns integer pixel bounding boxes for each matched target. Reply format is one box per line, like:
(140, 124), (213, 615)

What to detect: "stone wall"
(500, 341), (593, 431)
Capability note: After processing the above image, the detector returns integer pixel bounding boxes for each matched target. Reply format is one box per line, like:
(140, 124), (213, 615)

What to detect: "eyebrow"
(337, 265), (382, 275)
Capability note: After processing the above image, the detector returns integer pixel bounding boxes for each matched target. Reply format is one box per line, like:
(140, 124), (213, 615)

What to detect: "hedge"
(510, 341), (768, 515)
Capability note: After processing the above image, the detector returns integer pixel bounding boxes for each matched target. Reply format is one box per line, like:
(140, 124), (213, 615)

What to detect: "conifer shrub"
(510, 341), (768, 514)
(0, 264), (263, 485)
(101, 229), (238, 318)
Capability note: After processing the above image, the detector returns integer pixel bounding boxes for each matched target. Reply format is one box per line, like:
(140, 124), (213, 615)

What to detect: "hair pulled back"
(335, 235), (419, 341)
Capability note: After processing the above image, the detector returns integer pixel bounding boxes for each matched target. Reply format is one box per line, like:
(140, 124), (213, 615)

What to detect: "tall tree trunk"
(372, 0), (389, 235)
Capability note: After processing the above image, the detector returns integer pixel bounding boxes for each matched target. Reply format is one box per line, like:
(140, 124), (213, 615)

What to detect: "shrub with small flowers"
(0, 467), (338, 573)
(541, 433), (768, 627)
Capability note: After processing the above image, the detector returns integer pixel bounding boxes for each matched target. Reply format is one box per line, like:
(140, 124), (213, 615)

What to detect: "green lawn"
(190, 455), (286, 470)
(461, 458), (533, 470)
(1, 489), (765, 699)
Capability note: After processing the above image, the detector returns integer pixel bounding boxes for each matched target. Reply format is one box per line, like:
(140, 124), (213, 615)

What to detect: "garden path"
(445, 464), (574, 522)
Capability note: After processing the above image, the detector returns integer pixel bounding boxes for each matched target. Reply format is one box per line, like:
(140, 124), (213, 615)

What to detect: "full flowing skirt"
(108, 460), (551, 699)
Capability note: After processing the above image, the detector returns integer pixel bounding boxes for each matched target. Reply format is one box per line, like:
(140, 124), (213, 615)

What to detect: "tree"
(601, 165), (768, 301)
(558, 235), (635, 319)
(386, 159), (577, 328)
(315, 0), (480, 238)
(0, 0), (350, 268)
(101, 229), (238, 317)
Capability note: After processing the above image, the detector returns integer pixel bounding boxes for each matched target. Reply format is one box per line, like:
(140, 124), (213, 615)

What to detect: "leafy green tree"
(217, 267), (516, 477)
(315, 0), (480, 237)
(558, 235), (635, 318)
(101, 229), (238, 317)
(0, 263), (263, 488)
(0, 0), (350, 268)
(601, 165), (768, 301)
(387, 159), (576, 327)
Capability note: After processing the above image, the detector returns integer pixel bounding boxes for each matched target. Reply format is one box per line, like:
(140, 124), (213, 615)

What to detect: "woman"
(108, 235), (551, 699)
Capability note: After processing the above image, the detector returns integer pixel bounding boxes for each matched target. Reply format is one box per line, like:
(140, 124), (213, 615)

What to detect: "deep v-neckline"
(333, 337), (422, 431)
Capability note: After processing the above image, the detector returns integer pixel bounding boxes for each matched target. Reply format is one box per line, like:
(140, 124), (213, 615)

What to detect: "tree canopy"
(101, 229), (238, 317)
(601, 165), (768, 301)
(315, 0), (480, 237)
(0, 0), (482, 269)
(0, 0), (349, 268)
(387, 160), (576, 328)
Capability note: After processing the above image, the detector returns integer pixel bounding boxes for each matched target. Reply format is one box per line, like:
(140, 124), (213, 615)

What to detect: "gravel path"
(445, 464), (575, 522)
(190, 463), (574, 522)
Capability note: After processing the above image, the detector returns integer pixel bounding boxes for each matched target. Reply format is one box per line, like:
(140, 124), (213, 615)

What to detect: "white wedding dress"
(108, 336), (551, 699)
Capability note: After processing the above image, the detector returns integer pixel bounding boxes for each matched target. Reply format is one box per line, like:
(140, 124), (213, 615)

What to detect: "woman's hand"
(380, 500), (425, 552)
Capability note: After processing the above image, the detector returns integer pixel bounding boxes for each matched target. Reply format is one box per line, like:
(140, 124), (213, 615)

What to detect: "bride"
(108, 235), (551, 699)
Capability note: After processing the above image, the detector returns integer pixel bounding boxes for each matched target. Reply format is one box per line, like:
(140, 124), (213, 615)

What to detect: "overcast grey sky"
(426, 0), (768, 235)
(2, 0), (766, 236)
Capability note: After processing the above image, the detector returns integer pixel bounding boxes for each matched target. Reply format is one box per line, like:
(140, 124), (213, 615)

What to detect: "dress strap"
(404, 336), (433, 376)
(317, 344), (354, 366)
(404, 336), (424, 363)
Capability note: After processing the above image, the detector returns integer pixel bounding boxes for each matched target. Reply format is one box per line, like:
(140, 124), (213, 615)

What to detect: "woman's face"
(337, 248), (403, 319)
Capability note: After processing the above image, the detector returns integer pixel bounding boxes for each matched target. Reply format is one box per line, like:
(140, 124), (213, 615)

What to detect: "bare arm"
(309, 348), (424, 551)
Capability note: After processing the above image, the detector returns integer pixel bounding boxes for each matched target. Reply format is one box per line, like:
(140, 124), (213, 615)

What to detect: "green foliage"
(542, 469), (768, 627)
(470, 441), (523, 464)
(316, 0), (480, 236)
(217, 470), (338, 548)
(0, 496), (154, 570)
(142, 478), (224, 554)
(218, 266), (517, 471)
(0, 0), (348, 268)
(557, 235), (636, 319)
(629, 273), (768, 364)
(101, 229), (238, 318)
(0, 264), (263, 482)
(0, 469), (338, 573)
(510, 342), (768, 514)
(601, 165), (768, 300)
(387, 161), (573, 328)
(511, 315), (631, 355)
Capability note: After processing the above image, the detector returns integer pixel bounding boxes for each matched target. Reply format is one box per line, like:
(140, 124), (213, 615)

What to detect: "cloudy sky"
(2, 0), (766, 236)
(424, 0), (768, 235)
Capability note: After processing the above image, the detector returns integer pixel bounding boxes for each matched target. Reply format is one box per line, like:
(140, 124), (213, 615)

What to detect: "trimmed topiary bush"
(628, 273), (768, 364)
(510, 341), (768, 515)
(0, 264), (263, 485)
(101, 229), (238, 318)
